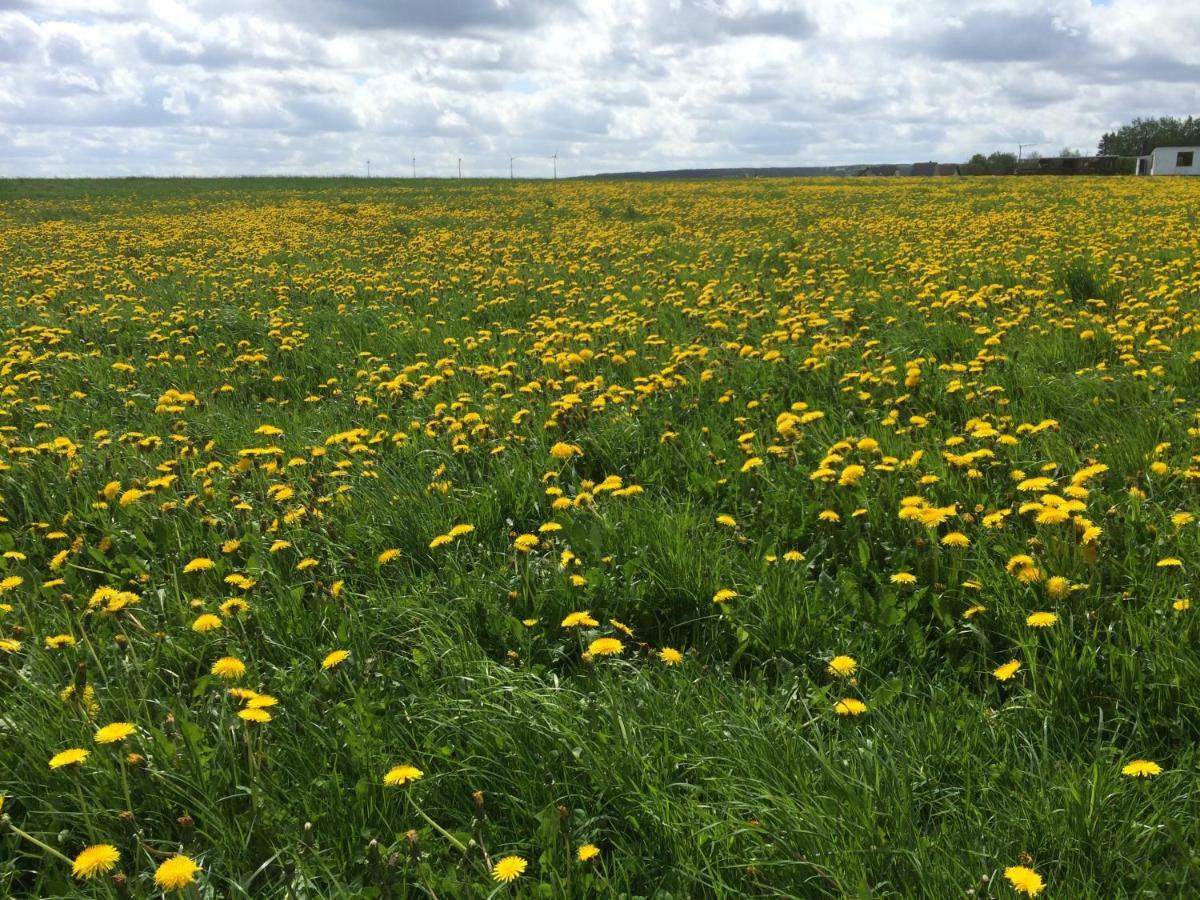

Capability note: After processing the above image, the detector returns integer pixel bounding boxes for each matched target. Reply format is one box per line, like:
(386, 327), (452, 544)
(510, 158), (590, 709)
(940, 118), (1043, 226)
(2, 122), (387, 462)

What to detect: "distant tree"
(986, 151), (1018, 174)
(1023, 150), (1042, 161)
(1098, 116), (1200, 156)
(1059, 147), (1082, 158)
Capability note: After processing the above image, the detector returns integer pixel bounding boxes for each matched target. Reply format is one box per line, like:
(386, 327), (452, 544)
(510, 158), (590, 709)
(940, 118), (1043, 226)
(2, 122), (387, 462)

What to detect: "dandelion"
(940, 532), (969, 548)
(1173, 598), (1190, 611)
(1003, 865), (1045, 897)
(0, 575), (23, 593)
(712, 588), (737, 604)
(826, 655), (857, 677)
(322, 649), (350, 670)
(587, 637), (623, 656)
(384, 764), (424, 786)
(211, 656), (246, 679)
(192, 613), (222, 632)
(1156, 557), (1182, 568)
(561, 611), (599, 628)
(514, 533), (539, 552)
(890, 572), (916, 585)
(1121, 759), (1162, 778)
(993, 660), (1021, 681)
(72, 844), (119, 880)
(550, 442), (582, 460)
(492, 855), (527, 883)
(49, 748), (89, 769)
(238, 708), (272, 723)
(183, 557), (215, 573)
(1026, 611), (1058, 628)
(378, 548), (401, 565)
(818, 509), (840, 523)
(94, 722), (135, 744)
(834, 698), (868, 716)
(658, 647), (683, 666)
(429, 534), (452, 549)
(715, 514), (737, 528)
(154, 854), (200, 891)
(577, 843), (600, 861)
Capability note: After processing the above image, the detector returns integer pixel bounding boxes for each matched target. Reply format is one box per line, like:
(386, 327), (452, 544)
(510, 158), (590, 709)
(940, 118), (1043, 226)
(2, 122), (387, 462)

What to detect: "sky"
(0, 0), (1197, 177)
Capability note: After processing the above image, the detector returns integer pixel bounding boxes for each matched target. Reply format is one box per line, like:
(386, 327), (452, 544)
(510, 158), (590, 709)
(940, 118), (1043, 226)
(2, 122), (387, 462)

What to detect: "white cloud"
(0, 0), (1197, 176)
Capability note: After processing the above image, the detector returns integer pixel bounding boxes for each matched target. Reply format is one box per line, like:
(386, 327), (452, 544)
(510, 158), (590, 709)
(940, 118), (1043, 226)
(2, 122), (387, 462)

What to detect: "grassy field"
(1, 175), (1199, 898)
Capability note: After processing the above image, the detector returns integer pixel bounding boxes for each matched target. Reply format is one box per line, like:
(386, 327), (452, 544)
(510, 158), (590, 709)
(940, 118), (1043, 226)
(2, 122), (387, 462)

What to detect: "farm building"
(1135, 147), (1200, 175)
(908, 162), (959, 176)
(859, 165), (899, 176)
(1016, 155), (1132, 176)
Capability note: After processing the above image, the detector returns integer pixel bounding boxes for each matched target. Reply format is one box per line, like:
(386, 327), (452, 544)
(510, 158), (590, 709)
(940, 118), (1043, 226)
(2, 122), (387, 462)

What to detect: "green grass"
(1, 176), (1199, 898)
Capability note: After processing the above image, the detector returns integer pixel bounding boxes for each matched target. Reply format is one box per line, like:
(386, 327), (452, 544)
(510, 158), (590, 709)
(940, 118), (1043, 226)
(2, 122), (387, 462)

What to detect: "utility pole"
(552, 152), (557, 181)
(510, 156), (515, 182)
(366, 159), (370, 178)
(1017, 142), (1040, 172)
(412, 155), (416, 178)
(458, 157), (462, 179)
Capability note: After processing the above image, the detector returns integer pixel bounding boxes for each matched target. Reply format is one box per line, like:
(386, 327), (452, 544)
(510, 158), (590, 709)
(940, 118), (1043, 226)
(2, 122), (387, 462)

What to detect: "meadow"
(1, 174), (1199, 898)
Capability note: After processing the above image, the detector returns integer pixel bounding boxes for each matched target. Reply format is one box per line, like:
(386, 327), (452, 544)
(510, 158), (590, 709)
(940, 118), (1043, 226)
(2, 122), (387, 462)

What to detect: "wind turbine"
(552, 151), (557, 181)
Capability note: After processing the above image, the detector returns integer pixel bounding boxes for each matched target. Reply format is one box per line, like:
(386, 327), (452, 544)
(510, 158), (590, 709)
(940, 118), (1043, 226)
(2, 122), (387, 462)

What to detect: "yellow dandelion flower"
(0, 575), (23, 593)
(1121, 759), (1162, 778)
(834, 698), (868, 716)
(322, 649), (350, 670)
(561, 611), (598, 628)
(827, 655), (857, 677)
(94, 722), (135, 744)
(154, 854), (200, 891)
(378, 548), (401, 565)
(1026, 611), (1058, 628)
(429, 534), (453, 549)
(49, 747), (90, 769)
(192, 613), (222, 632)
(238, 708), (272, 723)
(577, 843), (600, 862)
(993, 660), (1021, 681)
(1156, 557), (1182, 568)
(1003, 865), (1045, 897)
(183, 557), (215, 573)
(587, 637), (623, 656)
(492, 856), (527, 883)
(890, 571), (916, 585)
(72, 844), (119, 880)
(658, 647), (683, 666)
(712, 588), (737, 604)
(210, 656), (246, 679)
(384, 764), (424, 786)
(514, 533), (539, 552)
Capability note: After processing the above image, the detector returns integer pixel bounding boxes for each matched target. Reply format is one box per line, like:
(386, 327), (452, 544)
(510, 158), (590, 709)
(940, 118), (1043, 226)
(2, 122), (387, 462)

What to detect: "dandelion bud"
(118, 810), (135, 824)
(112, 873), (129, 893)
(472, 790), (485, 814)
(176, 814), (194, 831)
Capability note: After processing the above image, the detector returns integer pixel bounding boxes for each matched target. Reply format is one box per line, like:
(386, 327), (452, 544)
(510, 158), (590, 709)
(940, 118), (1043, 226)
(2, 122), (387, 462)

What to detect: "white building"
(1135, 146), (1200, 175)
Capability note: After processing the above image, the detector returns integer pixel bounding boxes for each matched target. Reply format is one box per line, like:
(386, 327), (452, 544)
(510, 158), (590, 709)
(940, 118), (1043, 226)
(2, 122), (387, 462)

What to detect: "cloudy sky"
(1, 0), (1197, 176)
